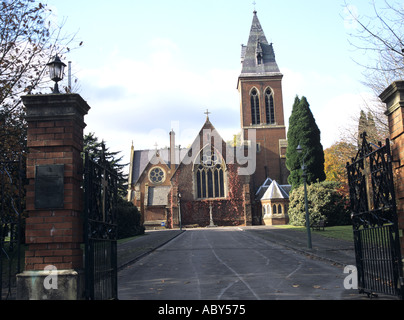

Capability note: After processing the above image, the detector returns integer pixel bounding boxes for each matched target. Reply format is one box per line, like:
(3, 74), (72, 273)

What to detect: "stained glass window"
(149, 167), (165, 184)
(250, 88), (260, 125)
(195, 149), (225, 199)
(265, 88), (275, 124)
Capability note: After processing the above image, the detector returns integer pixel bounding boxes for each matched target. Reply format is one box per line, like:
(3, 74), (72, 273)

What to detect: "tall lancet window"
(195, 148), (225, 199)
(265, 87), (275, 124)
(250, 88), (260, 125)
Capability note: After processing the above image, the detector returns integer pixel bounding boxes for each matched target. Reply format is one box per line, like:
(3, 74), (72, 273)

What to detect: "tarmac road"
(118, 227), (352, 300)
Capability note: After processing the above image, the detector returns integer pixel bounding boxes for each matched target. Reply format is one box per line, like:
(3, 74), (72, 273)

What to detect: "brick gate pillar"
(17, 94), (90, 300)
(379, 80), (404, 254)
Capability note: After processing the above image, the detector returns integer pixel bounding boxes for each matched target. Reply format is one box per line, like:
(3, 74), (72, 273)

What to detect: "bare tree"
(342, 0), (403, 145)
(0, 0), (82, 121)
(0, 0), (82, 159)
(344, 0), (404, 94)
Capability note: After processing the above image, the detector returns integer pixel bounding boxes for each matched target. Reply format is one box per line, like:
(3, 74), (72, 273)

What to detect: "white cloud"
(78, 38), (376, 168)
(79, 38), (241, 165)
(317, 91), (375, 148)
(281, 67), (375, 149)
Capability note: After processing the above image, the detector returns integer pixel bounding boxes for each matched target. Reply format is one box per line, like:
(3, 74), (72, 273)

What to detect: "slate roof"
(240, 11), (281, 77)
(261, 180), (290, 200)
(255, 177), (273, 200)
(130, 148), (188, 185)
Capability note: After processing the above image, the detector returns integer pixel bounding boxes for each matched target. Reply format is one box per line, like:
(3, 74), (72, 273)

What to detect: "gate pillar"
(17, 94), (90, 300)
(380, 80), (404, 254)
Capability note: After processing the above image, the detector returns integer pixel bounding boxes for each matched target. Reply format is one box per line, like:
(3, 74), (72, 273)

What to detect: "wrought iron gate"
(346, 132), (403, 299)
(83, 151), (118, 300)
(0, 157), (25, 300)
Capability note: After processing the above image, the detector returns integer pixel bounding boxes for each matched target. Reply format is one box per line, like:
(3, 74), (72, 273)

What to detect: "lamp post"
(297, 144), (312, 249)
(177, 191), (182, 231)
(47, 55), (66, 93)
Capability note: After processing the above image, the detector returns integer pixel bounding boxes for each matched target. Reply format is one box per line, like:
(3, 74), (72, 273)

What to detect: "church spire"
(240, 10), (281, 76)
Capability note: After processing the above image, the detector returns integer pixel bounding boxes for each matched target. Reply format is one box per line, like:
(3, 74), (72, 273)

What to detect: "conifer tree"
(286, 96), (326, 189)
(84, 132), (127, 198)
(286, 96), (302, 188)
(357, 110), (379, 145)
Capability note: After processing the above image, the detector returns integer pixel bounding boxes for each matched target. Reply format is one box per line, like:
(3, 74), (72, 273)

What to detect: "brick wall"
(238, 76), (289, 189)
(23, 94), (90, 271)
(380, 81), (404, 254)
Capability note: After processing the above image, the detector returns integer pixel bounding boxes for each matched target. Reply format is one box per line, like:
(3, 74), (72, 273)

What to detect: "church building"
(127, 11), (290, 229)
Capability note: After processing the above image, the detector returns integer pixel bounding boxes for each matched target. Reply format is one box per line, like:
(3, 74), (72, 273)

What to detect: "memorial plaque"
(35, 165), (64, 209)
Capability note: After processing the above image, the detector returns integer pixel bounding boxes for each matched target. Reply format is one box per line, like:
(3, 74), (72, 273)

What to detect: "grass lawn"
(274, 225), (354, 242)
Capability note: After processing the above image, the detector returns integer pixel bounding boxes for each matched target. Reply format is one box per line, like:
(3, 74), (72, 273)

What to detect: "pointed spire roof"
(261, 180), (289, 200)
(240, 11), (281, 77)
(255, 177), (273, 199)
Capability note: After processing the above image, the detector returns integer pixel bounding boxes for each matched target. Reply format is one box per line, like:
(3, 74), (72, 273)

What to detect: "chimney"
(169, 130), (176, 170)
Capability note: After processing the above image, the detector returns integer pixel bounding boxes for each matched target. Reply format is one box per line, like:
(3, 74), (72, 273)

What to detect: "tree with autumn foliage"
(324, 140), (357, 199)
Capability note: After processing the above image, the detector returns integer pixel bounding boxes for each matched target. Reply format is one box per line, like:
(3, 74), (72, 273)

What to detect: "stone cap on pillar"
(379, 80), (404, 116)
(22, 93), (91, 128)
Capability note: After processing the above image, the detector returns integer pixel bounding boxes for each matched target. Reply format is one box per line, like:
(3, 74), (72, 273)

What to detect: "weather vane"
(253, 1), (257, 11)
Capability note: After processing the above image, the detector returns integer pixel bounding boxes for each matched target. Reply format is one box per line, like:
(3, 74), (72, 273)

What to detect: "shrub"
(116, 198), (145, 239)
(288, 181), (351, 227)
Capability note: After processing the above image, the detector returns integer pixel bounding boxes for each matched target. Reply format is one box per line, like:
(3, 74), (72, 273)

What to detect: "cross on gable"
(204, 109), (211, 119)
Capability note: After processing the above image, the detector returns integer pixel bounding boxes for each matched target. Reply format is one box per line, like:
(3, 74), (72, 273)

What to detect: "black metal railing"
(83, 152), (118, 300)
(0, 157), (25, 300)
(347, 133), (403, 299)
(354, 225), (402, 297)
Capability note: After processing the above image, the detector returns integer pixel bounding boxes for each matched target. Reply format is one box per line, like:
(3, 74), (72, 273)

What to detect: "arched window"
(273, 204), (277, 214)
(278, 204), (282, 214)
(265, 88), (275, 124)
(195, 148), (225, 199)
(250, 88), (260, 125)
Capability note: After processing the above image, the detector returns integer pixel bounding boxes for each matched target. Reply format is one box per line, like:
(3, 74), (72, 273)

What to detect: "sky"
(44, 0), (386, 167)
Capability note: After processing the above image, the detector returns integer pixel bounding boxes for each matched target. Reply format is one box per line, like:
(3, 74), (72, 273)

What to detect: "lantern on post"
(47, 55), (66, 94)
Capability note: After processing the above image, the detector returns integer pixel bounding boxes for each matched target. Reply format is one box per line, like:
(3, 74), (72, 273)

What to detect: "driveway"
(118, 227), (351, 300)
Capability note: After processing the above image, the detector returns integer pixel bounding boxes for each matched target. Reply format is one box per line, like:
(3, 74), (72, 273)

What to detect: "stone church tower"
(238, 11), (288, 193)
